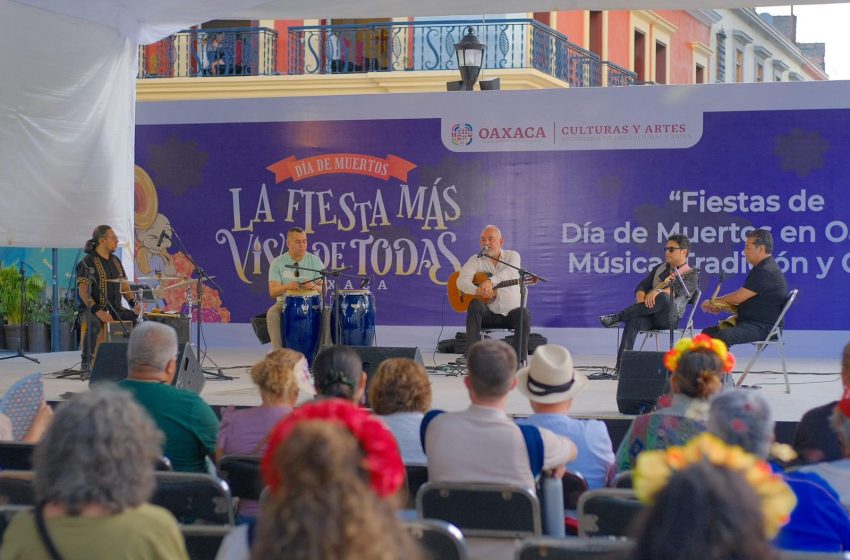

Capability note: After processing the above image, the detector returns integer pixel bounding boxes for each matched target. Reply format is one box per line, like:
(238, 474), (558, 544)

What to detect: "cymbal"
(137, 275), (185, 281)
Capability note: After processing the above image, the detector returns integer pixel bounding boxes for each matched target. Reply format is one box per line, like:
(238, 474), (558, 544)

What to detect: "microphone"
(156, 230), (171, 248)
(477, 247), (488, 258)
(359, 276), (370, 289)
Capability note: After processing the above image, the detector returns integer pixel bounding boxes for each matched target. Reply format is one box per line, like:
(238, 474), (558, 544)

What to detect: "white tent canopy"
(0, 0), (837, 248)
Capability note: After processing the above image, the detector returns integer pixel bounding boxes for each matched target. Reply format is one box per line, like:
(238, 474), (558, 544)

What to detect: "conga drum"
(282, 291), (322, 363)
(331, 289), (376, 346)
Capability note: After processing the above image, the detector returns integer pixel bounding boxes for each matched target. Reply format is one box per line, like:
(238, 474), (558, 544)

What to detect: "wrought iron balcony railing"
(288, 19), (617, 88)
(603, 61), (638, 86)
(138, 27), (277, 78)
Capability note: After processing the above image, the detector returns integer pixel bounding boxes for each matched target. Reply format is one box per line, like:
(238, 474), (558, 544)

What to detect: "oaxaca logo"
(478, 126), (548, 141)
(450, 123), (474, 146)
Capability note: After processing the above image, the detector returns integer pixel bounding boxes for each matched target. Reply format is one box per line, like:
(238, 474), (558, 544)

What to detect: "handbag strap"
(34, 503), (66, 560)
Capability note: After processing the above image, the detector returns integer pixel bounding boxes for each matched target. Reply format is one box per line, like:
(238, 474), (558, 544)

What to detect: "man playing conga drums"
(266, 227), (324, 350)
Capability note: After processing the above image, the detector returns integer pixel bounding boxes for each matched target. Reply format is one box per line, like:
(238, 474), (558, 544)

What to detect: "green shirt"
(118, 380), (219, 473)
(0, 503), (188, 560)
(268, 251), (324, 303)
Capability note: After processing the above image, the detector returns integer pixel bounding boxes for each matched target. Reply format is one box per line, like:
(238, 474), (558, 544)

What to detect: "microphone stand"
(169, 228), (233, 381)
(479, 252), (547, 368)
(0, 261), (39, 363)
(290, 264), (366, 349)
(667, 266), (692, 350)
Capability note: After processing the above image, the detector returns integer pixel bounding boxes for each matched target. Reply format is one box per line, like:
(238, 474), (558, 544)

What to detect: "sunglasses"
(664, 246), (682, 252)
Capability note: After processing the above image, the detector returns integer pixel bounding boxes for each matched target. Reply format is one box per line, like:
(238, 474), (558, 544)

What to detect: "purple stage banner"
(134, 85), (850, 330)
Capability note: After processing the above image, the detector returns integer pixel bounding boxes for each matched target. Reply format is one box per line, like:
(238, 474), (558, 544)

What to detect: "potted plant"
(58, 296), (78, 351)
(0, 265), (45, 351)
(26, 298), (51, 353)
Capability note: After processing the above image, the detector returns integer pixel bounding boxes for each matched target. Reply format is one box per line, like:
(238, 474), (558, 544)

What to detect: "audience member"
(422, 339), (576, 491)
(216, 399), (419, 560)
(0, 402), (53, 443)
(796, 389), (850, 509)
(615, 334), (730, 471)
(709, 389), (850, 552)
(1, 387), (188, 560)
(119, 321), (219, 473)
(631, 434), (794, 560)
(312, 345), (366, 402)
(369, 357), (432, 466)
(516, 344), (614, 489)
(793, 341), (850, 464)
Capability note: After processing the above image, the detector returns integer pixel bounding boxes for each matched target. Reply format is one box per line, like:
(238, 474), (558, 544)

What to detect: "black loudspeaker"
(616, 351), (670, 415)
(347, 346), (424, 407)
(89, 343), (204, 394)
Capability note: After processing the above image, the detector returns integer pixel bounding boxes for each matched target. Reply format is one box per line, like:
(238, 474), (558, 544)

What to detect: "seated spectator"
(796, 389), (850, 508)
(1, 386), (188, 559)
(631, 433), (795, 560)
(709, 389), (850, 552)
(516, 344), (614, 489)
(216, 399), (420, 560)
(422, 339), (576, 491)
(119, 321), (219, 473)
(368, 357), (432, 466)
(794, 341), (850, 464)
(312, 345), (366, 403)
(615, 334), (730, 472)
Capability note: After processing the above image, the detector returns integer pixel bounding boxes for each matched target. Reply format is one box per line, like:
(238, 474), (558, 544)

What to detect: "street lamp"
(447, 26), (499, 91)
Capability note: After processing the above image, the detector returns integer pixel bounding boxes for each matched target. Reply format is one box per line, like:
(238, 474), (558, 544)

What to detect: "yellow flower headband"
(663, 334), (736, 374)
(633, 433), (796, 538)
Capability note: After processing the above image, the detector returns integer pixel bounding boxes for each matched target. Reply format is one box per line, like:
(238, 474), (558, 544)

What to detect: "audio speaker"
(347, 346), (424, 407)
(89, 343), (204, 394)
(616, 351), (670, 415)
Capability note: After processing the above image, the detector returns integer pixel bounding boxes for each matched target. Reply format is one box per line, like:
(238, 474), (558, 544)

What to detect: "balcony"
(288, 19), (635, 88)
(138, 27), (277, 78)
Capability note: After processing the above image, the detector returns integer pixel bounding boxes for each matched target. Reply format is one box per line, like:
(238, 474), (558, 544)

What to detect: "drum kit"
(113, 273), (216, 324)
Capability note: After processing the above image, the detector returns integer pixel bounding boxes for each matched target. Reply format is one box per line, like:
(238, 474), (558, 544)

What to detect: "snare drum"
(282, 291), (322, 363)
(331, 289), (376, 347)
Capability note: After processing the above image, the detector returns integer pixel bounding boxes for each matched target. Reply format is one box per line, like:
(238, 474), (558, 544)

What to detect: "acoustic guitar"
(446, 271), (536, 313)
(701, 272), (738, 327)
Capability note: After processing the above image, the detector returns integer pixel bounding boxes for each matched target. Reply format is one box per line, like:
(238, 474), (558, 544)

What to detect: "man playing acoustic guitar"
(455, 225), (531, 366)
(600, 234), (699, 372)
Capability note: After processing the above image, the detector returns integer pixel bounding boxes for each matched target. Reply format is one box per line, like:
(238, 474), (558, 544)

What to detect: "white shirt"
(456, 249), (522, 316)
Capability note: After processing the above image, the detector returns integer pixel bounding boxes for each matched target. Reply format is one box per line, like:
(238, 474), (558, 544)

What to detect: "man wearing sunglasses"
(266, 227), (324, 349)
(599, 234), (699, 372)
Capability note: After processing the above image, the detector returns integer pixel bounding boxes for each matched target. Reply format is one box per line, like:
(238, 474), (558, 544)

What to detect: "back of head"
(253, 421), (420, 560)
(708, 389), (774, 458)
(312, 345), (362, 400)
(631, 462), (773, 560)
(672, 349), (724, 399)
(368, 358), (432, 415)
(253, 349), (301, 402)
(33, 386), (163, 515)
(467, 339), (517, 398)
(127, 321), (178, 375)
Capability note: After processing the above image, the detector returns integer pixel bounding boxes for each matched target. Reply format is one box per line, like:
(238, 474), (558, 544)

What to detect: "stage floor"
(0, 346), (841, 423)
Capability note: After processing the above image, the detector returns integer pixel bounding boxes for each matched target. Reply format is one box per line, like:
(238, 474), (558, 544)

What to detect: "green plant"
(0, 265), (46, 324)
(59, 297), (78, 323)
(27, 299), (52, 324)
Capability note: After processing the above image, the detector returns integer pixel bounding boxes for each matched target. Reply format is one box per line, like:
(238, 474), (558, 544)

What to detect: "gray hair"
(467, 339), (517, 397)
(33, 386), (163, 514)
(832, 407), (850, 455)
(127, 321), (178, 373)
(707, 390), (774, 458)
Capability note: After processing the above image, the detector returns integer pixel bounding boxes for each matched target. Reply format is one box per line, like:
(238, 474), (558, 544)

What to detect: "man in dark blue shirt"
(702, 228), (788, 347)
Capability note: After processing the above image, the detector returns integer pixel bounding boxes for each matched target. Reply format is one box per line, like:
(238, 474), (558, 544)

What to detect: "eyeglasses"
(664, 246), (682, 252)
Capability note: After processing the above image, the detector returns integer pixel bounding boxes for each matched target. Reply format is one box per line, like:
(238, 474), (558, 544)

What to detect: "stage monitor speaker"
(347, 346), (424, 407)
(616, 351), (670, 415)
(89, 343), (204, 394)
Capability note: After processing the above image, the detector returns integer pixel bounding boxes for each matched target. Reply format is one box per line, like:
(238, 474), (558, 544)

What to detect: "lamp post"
(454, 26), (485, 91)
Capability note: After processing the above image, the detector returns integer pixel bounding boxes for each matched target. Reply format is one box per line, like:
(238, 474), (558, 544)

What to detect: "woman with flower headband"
(630, 433), (796, 560)
(216, 399), (422, 560)
(614, 334), (732, 472)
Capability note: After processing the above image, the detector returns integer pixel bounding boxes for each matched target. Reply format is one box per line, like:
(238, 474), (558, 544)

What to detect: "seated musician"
(599, 235), (699, 372)
(456, 225), (531, 365)
(76, 225), (139, 371)
(266, 227), (324, 350)
(701, 228), (787, 348)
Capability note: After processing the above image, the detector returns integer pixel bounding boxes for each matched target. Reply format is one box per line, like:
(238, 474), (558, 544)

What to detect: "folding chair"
(515, 536), (634, 560)
(404, 465), (429, 510)
(406, 519), (469, 560)
(735, 289), (798, 393)
(0, 442), (36, 470)
(577, 489), (644, 538)
(416, 482), (541, 538)
(561, 471), (589, 510)
(609, 471), (633, 489)
(0, 470), (35, 506)
(217, 454), (264, 501)
(638, 289), (702, 351)
(151, 472), (235, 525)
(180, 524), (234, 560)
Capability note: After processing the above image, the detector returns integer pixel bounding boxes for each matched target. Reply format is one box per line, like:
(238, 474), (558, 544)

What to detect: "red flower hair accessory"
(664, 334), (736, 374)
(261, 398), (404, 498)
(837, 387), (850, 419)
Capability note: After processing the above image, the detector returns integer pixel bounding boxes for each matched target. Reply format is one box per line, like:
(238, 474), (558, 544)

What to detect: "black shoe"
(600, 314), (620, 328)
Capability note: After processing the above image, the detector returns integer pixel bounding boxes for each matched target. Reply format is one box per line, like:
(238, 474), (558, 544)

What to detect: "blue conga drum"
(282, 291), (322, 363)
(331, 289), (376, 346)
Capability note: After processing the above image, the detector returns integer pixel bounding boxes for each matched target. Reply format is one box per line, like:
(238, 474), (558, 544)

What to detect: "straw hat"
(516, 344), (587, 404)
